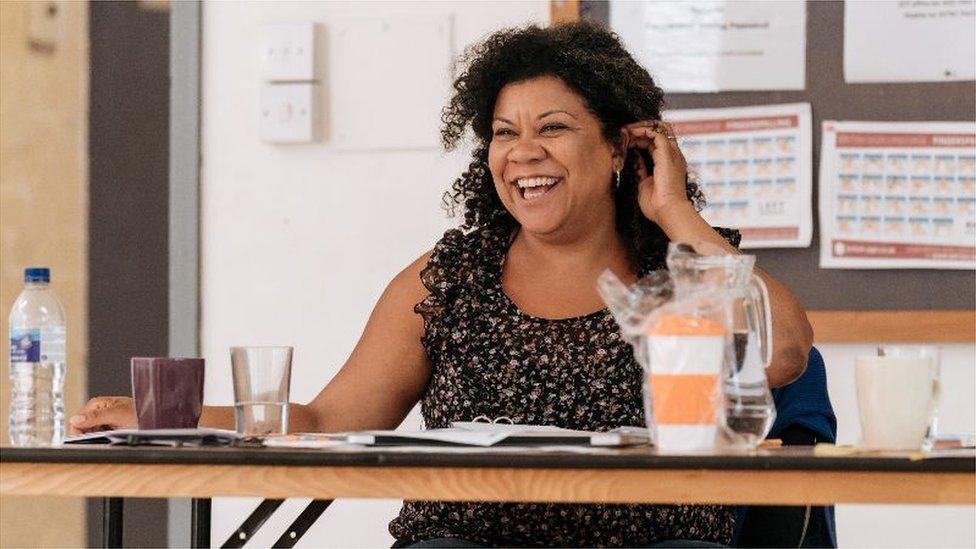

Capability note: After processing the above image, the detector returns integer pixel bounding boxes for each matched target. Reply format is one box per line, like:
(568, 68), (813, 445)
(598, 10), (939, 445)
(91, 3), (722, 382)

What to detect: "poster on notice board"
(819, 121), (976, 270)
(666, 103), (813, 249)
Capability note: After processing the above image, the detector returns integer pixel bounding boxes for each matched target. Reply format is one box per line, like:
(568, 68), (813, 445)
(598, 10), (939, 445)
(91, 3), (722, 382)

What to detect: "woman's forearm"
(656, 201), (739, 254)
(199, 405), (236, 429)
(199, 403), (324, 433)
(285, 403), (325, 432)
(657, 201), (812, 387)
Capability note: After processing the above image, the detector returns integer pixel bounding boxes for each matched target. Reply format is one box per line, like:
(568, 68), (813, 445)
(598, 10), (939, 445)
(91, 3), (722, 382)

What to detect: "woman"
(71, 22), (812, 547)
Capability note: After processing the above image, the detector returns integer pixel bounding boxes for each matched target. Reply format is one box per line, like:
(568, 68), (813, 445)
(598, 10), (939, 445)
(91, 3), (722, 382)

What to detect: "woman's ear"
(613, 129), (630, 171)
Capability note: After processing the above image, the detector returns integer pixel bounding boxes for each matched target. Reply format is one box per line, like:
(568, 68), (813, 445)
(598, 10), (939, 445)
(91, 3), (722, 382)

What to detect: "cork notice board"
(553, 1), (976, 342)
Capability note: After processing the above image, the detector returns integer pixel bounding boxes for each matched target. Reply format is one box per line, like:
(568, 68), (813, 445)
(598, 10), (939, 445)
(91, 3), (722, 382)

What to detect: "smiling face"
(488, 76), (622, 239)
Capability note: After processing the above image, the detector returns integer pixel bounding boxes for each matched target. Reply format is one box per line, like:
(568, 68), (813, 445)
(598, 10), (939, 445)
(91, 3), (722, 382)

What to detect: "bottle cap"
(24, 267), (50, 283)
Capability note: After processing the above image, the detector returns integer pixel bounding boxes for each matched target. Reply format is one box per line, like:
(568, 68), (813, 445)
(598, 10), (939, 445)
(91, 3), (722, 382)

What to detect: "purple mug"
(131, 357), (205, 429)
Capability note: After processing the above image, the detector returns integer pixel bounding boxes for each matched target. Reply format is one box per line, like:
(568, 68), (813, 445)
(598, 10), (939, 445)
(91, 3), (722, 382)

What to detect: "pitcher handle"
(748, 274), (774, 369)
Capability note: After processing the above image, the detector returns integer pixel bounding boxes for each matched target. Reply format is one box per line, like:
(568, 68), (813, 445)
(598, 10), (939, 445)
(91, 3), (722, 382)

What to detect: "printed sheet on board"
(819, 121), (976, 269)
(610, 0), (806, 92)
(666, 103), (813, 249)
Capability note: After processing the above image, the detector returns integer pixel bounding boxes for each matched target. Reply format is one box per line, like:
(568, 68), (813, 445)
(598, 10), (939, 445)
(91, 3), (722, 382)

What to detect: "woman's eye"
(493, 128), (515, 137)
(541, 123), (568, 133)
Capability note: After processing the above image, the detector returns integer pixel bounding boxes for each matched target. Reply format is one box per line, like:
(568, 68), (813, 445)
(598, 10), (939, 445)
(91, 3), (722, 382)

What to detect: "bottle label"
(39, 325), (66, 363)
(9, 328), (41, 362)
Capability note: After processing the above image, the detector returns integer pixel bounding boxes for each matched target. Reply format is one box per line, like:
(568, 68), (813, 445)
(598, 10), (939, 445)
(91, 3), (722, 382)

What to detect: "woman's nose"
(507, 136), (546, 163)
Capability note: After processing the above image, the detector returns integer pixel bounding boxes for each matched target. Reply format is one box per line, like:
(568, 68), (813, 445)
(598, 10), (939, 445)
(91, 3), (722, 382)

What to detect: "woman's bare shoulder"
(383, 250), (434, 306)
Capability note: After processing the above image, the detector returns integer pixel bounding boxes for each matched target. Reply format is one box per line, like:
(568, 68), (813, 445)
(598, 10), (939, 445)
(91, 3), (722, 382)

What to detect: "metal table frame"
(99, 496), (328, 548)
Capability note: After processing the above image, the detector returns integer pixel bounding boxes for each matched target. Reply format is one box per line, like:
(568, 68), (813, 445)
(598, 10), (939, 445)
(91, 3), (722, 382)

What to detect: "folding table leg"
(221, 499), (285, 548)
(272, 499), (334, 548)
(102, 497), (124, 548)
(192, 498), (212, 548)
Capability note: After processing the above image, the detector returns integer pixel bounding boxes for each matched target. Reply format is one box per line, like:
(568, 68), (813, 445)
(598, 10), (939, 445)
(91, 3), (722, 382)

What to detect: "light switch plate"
(259, 22), (316, 82)
(259, 83), (318, 143)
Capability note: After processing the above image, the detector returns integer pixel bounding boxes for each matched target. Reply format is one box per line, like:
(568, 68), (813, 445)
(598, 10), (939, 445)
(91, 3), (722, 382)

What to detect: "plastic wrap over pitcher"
(597, 242), (776, 452)
(598, 266), (732, 452)
(667, 242), (776, 448)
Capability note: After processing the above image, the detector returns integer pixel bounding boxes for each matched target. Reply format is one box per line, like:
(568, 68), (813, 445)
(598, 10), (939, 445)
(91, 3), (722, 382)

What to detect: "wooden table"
(2, 444), (974, 547)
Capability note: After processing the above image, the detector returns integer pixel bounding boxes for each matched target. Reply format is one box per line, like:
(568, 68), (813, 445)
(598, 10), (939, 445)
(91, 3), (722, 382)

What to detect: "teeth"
(516, 177), (559, 188)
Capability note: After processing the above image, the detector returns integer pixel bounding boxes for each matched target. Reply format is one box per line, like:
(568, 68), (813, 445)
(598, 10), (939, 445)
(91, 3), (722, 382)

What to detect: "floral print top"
(388, 225), (740, 547)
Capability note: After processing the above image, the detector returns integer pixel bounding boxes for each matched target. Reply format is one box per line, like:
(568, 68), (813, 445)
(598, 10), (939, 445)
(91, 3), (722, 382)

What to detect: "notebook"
(64, 428), (241, 446)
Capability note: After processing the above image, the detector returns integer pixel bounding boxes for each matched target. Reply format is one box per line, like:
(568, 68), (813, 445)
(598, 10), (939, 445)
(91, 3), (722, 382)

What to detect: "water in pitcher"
(722, 330), (775, 446)
(722, 388), (776, 446)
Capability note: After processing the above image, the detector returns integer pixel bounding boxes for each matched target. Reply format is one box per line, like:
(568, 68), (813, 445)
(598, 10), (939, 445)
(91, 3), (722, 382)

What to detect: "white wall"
(200, 2), (975, 547)
(820, 344), (976, 549)
(201, 2), (549, 547)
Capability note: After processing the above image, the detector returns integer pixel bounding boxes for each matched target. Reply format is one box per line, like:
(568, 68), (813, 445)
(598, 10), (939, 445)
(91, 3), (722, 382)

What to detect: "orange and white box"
(645, 316), (726, 452)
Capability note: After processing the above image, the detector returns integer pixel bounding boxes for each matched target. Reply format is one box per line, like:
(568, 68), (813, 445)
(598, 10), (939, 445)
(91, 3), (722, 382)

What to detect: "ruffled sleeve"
(414, 226), (509, 362)
(414, 228), (466, 324)
(414, 228), (478, 363)
(714, 226), (742, 248)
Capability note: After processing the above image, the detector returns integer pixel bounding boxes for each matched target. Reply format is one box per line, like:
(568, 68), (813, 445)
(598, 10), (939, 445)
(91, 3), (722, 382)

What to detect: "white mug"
(855, 355), (939, 450)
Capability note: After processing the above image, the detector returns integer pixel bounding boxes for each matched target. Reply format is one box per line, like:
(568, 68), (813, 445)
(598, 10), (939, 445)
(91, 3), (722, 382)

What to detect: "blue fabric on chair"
(732, 347), (838, 548)
(768, 347), (837, 444)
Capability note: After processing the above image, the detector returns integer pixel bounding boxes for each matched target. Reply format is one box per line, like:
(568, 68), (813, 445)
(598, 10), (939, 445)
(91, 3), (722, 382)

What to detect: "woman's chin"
(506, 191), (573, 236)
(514, 213), (566, 237)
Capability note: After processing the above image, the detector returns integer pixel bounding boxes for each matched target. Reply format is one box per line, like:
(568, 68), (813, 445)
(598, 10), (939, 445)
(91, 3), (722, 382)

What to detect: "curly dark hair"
(439, 21), (705, 274)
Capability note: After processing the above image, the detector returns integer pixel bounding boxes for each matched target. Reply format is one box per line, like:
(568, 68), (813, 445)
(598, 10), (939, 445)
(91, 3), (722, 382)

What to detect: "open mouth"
(515, 176), (562, 201)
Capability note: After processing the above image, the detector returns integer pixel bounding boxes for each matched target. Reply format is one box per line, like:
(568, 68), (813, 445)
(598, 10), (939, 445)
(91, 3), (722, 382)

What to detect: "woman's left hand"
(622, 120), (692, 227)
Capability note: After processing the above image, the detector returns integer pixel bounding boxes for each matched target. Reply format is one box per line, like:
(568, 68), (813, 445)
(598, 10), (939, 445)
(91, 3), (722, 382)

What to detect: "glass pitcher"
(666, 242), (776, 447)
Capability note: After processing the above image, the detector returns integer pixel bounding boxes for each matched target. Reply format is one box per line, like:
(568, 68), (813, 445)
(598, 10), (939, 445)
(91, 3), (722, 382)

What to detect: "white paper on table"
(451, 422), (594, 435)
(818, 120), (976, 270)
(609, 0), (805, 92)
(665, 103), (813, 248)
(844, 0), (976, 83)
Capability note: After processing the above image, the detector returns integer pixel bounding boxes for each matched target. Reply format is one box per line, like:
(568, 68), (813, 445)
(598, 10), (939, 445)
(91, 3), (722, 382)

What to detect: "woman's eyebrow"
(538, 109), (577, 120)
(492, 110), (577, 124)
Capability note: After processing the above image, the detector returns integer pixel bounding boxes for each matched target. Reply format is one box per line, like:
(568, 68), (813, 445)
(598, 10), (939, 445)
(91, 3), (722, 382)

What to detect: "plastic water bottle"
(8, 267), (67, 446)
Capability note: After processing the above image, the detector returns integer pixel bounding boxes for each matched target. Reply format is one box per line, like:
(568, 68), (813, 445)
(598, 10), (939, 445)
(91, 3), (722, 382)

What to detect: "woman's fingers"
(638, 125), (686, 167)
(624, 119), (662, 132)
(68, 396), (136, 435)
(625, 121), (682, 151)
(625, 126), (663, 151)
(623, 123), (688, 186)
(653, 121), (687, 161)
(630, 127), (675, 161)
(624, 119), (674, 136)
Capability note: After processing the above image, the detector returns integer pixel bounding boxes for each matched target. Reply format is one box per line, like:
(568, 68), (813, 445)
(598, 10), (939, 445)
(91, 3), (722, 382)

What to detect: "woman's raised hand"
(622, 120), (694, 228)
(68, 396), (137, 435)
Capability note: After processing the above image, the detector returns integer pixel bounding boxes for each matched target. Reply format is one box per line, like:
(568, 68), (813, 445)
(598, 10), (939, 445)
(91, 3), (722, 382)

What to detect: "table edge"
(1, 446), (973, 473)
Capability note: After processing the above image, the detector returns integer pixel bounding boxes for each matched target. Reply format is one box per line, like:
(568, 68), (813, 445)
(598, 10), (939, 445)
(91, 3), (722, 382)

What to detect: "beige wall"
(0, 1), (88, 547)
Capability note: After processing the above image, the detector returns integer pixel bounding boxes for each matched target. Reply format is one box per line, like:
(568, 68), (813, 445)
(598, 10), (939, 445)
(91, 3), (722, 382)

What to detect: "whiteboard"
(328, 15), (453, 150)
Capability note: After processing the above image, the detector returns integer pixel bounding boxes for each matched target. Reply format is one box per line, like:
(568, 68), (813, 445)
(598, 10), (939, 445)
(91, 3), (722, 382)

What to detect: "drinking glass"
(856, 350), (939, 450)
(131, 357), (205, 429)
(877, 345), (940, 447)
(230, 346), (292, 436)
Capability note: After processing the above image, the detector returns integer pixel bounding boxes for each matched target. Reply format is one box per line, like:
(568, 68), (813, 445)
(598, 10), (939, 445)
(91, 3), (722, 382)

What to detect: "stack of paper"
(334, 423), (651, 448)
